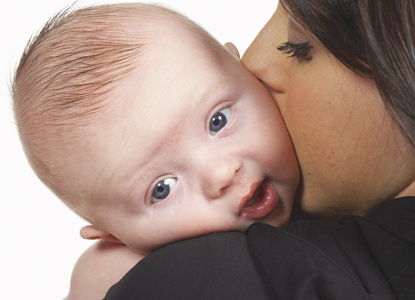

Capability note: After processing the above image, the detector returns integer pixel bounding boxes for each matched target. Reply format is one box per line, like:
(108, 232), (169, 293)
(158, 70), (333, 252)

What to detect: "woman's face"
(242, 3), (415, 217)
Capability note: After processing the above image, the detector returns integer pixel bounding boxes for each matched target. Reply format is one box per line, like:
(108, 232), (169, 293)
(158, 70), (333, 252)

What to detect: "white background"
(0, 0), (277, 298)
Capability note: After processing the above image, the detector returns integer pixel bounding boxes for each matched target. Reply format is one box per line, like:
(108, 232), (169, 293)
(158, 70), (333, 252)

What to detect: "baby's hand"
(65, 240), (144, 300)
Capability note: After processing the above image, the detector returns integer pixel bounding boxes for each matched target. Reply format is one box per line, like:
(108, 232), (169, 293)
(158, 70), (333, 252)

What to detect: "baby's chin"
(129, 240), (166, 256)
(240, 212), (292, 231)
(257, 205), (292, 229)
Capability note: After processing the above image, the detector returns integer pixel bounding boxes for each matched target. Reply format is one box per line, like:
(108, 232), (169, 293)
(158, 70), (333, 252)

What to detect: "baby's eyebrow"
(117, 144), (168, 209)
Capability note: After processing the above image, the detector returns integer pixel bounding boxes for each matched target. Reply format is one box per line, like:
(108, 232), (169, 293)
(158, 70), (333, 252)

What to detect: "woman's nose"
(202, 156), (242, 199)
(241, 20), (288, 94)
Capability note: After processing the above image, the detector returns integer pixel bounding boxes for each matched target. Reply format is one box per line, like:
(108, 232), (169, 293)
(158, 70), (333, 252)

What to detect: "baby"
(12, 3), (299, 299)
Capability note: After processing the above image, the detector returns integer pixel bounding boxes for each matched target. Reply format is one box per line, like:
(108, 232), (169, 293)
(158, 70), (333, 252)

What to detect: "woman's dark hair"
(281, 0), (415, 146)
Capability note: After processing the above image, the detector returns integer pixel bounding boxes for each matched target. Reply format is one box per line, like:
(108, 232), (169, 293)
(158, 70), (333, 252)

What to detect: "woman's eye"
(277, 41), (313, 63)
(209, 107), (231, 135)
(152, 178), (177, 203)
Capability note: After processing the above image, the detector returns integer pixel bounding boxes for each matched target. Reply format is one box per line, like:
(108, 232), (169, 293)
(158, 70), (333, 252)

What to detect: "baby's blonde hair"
(12, 3), (197, 220)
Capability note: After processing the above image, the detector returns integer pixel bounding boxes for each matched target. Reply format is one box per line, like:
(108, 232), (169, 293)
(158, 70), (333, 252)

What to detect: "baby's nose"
(202, 156), (242, 199)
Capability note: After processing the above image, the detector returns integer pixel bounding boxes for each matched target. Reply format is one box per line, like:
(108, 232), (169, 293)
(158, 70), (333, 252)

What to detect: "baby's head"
(13, 3), (299, 254)
(13, 3), (153, 215)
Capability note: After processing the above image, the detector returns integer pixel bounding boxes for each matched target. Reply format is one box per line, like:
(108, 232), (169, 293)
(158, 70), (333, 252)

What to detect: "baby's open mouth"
(244, 183), (264, 208)
(240, 180), (278, 220)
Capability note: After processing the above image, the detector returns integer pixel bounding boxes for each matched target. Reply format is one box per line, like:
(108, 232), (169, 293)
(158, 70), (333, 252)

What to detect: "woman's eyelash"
(277, 41), (313, 62)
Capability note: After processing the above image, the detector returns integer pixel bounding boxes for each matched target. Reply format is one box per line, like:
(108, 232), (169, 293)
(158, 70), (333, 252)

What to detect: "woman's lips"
(240, 180), (278, 219)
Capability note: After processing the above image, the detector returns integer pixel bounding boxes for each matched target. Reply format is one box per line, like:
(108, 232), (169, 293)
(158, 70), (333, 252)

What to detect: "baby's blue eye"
(152, 178), (177, 203)
(210, 107), (231, 135)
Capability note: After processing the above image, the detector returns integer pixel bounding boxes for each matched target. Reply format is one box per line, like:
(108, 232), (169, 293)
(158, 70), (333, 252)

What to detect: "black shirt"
(105, 197), (415, 299)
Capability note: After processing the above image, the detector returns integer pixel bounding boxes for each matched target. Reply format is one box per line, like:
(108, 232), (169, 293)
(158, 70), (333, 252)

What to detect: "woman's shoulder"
(247, 197), (415, 299)
(365, 196), (415, 241)
(357, 196), (415, 298)
(247, 220), (394, 299)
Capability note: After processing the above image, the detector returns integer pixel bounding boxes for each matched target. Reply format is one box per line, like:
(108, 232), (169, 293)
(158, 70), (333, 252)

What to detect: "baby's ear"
(224, 42), (240, 59)
(80, 225), (123, 244)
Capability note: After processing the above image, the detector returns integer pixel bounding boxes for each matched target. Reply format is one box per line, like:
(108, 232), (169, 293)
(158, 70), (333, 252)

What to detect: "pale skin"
(64, 8), (298, 300)
(64, 241), (145, 300)
(67, 2), (415, 299)
(77, 16), (298, 253)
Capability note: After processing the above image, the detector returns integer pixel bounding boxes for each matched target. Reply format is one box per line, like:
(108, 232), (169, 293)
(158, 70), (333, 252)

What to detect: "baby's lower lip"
(241, 181), (278, 219)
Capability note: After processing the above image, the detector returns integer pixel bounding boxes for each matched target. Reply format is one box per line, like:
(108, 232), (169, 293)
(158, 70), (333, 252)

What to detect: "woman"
(98, 0), (415, 299)
(243, 0), (415, 219)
